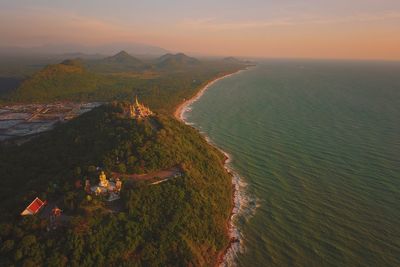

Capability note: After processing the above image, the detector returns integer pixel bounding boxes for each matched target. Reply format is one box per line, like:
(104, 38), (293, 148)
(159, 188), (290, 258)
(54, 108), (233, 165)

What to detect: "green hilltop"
(0, 104), (232, 266)
(8, 59), (102, 102)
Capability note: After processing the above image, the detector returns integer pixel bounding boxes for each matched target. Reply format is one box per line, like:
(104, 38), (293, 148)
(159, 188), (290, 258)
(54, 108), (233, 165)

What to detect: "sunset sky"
(1, 0), (400, 60)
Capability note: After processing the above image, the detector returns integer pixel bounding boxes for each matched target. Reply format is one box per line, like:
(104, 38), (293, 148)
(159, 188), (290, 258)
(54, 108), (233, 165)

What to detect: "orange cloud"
(0, 7), (399, 60)
(0, 7), (140, 45)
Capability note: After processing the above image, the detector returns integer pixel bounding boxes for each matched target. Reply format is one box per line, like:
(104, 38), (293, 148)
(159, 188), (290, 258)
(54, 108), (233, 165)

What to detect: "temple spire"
(127, 96), (153, 119)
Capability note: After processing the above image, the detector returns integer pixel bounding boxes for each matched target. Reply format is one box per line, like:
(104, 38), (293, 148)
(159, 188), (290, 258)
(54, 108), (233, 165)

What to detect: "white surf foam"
(179, 69), (258, 267)
(220, 153), (258, 267)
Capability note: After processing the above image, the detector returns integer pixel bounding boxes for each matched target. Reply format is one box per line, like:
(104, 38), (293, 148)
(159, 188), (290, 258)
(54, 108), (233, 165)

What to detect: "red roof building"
(21, 197), (46, 216)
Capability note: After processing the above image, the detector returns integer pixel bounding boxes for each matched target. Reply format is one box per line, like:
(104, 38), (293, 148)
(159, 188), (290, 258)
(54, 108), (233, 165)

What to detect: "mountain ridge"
(90, 50), (150, 72)
(156, 53), (201, 69)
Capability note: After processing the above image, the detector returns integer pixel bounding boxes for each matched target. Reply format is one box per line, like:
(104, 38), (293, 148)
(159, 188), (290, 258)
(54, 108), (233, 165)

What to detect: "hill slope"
(2, 57), (244, 111)
(0, 104), (232, 266)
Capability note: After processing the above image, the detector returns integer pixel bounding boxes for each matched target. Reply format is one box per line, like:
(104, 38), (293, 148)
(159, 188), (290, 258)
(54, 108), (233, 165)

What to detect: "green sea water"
(184, 60), (400, 267)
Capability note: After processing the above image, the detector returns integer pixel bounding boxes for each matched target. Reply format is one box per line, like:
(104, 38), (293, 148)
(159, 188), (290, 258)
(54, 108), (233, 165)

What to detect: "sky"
(1, 0), (400, 60)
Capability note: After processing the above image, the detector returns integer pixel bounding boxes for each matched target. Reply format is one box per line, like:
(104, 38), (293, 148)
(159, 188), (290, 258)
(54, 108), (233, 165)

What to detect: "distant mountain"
(103, 51), (144, 65)
(98, 43), (169, 56)
(0, 42), (169, 57)
(37, 58), (86, 76)
(89, 50), (150, 72)
(57, 52), (105, 60)
(8, 59), (100, 102)
(156, 53), (200, 69)
(221, 56), (256, 67)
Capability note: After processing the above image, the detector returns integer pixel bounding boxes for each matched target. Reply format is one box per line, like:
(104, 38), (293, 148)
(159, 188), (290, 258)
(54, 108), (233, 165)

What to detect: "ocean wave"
(221, 153), (258, 267)
(177, 69), (248, 122)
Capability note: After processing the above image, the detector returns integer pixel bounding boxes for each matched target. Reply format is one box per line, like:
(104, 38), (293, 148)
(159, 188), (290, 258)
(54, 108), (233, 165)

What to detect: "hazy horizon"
(1, 0), (400, 60)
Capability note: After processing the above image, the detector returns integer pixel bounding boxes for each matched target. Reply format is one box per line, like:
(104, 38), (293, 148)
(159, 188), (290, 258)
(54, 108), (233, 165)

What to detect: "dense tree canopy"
(0, 55), (248, 266)
(0, 104), (233, 266)
(2, 55), (244, 115)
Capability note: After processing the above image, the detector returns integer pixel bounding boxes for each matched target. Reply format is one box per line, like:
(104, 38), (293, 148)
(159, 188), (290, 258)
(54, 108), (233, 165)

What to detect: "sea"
(182, 60), (400, 267)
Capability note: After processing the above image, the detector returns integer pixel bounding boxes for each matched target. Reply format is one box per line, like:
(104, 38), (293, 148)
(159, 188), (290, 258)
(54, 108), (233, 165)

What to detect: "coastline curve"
(174, 68), (257, 267)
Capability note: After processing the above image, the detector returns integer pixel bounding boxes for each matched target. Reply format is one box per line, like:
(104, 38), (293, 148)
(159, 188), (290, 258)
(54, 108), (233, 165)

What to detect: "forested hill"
(0, 104), (232, 266)
(0, 52), (249, 266)
(2, 52), (246, 113)
(7, 59), (102, 102)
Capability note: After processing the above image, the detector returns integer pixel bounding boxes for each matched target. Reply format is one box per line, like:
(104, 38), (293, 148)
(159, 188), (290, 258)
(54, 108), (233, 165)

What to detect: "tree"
(1, 239), (14, 253)
(117, 163), (127, 173)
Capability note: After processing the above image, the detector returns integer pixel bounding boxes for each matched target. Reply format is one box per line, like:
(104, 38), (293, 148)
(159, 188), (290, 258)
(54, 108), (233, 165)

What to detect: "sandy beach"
(174, 69), (245, 121)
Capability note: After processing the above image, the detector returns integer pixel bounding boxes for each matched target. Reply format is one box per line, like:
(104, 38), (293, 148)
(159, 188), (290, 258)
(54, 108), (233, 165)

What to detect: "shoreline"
(173, 69), (245, 121)
(215, 153), (240, 267)
(173, 68), (247, 266)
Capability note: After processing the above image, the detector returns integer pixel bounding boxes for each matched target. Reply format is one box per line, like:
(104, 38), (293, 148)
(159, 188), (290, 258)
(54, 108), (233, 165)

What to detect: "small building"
(21, 197), (46, 216)
(48, 206), (63, 231)
(52, 206), (62, 217)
